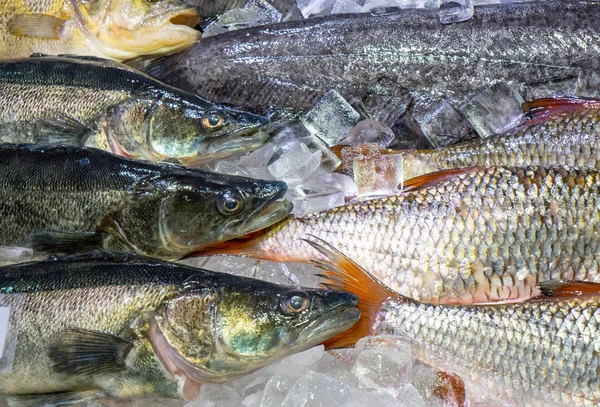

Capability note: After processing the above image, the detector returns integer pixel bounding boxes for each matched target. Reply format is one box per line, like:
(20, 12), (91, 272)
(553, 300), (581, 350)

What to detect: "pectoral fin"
(37, 113), (92, 145)
(48, 329), (133, 376)
(8, 14), (65, 39)
(534, 280), (600, 300)
(29, 229), (105, 256)
(7, 389), (101, 407)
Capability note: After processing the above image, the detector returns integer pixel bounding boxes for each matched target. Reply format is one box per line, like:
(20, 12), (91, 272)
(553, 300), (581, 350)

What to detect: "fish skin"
(396, 99), (600, 180)
(146, 1), (600, 114)
(211, 165), (600, 304)
(0, 0), (200, 62)
(0, 144), (292, 261)
(0, 56), (269, 165)
(0, 252), (359, 402)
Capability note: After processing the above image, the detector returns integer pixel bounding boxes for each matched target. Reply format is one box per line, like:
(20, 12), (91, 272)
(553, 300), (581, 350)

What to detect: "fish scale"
(233, 166), (600, 304)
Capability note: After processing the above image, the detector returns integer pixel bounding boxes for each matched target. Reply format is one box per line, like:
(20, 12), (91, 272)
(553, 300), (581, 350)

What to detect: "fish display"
(0, 0), (200, 62)
(0, 144), (292, 261)
(0, 55), (269, 165)
(146, 1), (600, 114)
(0, 252), (359, 404)
(203, 165), (600, 304)
(393, 97), (600, 180)
(310, 238), (600, 407)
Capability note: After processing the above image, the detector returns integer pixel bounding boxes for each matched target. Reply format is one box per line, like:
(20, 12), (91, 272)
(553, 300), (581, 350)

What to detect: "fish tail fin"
(523, 96), (600, 124)
(29, 229), (105, 256)
(302, 235), (403, 349)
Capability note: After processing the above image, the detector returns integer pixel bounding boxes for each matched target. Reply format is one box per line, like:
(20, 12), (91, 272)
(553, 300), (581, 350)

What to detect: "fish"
(0, 55), (269, 165)
(146, 1), (600, 115)
(0, 252), (359, 405)
(200, 165), (600, 305)
(309, 238), (600, 407)
(384, 97), (600, 181)
(0, 0), (200, 62)
(0, 144), (292, 261)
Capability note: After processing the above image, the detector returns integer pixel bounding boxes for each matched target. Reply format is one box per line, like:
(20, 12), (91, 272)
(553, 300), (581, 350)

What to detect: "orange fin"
(302, 236), (402, 349)
(534, 280), (600, 300)
(402, 167), (481, 193)
(184, 229), (270, 259)
(523, 97), (600, 124)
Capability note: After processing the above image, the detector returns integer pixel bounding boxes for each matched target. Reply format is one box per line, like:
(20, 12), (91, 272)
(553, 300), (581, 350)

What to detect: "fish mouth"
(234, 199), (294, 237)
(169, 11), (200, 28)
(182, 129), (270, 166)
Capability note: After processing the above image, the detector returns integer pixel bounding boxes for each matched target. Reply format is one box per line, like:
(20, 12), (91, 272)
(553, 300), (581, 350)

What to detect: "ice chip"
(301, 90), (360, 147)
(340, 119), (395, 147)
(202, 22), (228, 37)
(189, 384), (242, 407)
(282, 371), (351, 406)
(439, 0), (474, 24)
(315, 349), (358, 385)
(290, 189), (346, 216)
(242, 392), (262, 407)
(296, 0), (337, 17)
(331, 0), (367, 14)
(463, 83), (525, 138)
(348, 388), (404, 407)
(286, 345), (325, 366)
(351, 336), (412, 396)
(412, 98), (472, 147)
(214, 160), (252, 177)
(267, 142), (322, 186)
(353, 152), (404, 199)
(397, 384), (427, 407)
(411, 362), (467, 407)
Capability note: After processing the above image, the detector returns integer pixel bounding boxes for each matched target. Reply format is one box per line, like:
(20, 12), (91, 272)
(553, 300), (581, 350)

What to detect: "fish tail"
(302, 235), (405, 349)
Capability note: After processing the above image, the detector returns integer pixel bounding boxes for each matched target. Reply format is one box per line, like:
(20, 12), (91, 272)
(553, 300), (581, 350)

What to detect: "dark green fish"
(0, 55), (268, 165)
(0, 144), (291, 261)
(0, 253), (359, 405)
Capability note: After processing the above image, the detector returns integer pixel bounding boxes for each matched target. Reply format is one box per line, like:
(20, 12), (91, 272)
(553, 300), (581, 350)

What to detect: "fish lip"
(233, 199), (293, 237)
(169, 10), (200, 28)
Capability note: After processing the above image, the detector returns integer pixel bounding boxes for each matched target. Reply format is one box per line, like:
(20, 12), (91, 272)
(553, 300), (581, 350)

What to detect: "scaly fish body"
(146, 1), (600, 114)
(0, 253), (359, 403)
(214, 165), (600, 304)
(0, 0), (199, 62)
(0, 144), (292, 261)
(0, 56), (269, 165)
(311, 240), (600, 406)
(398, 98), (600, 180)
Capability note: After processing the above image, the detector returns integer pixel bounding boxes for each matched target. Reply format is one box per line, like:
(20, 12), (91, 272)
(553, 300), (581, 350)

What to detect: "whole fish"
(394, 97), (600, 180)
(0, 55), (269, 165)
(0, 144), (292, 261)
(146, 1), (600, 114)
(0, 252), (359, 405)
(0, 0), (200, 62)
(309, 238), (600, 407)
(202, 165), (600, 304)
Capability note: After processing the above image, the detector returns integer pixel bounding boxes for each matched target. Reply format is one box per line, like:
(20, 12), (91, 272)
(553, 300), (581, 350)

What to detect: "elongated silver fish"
(309, 238), (600, 407)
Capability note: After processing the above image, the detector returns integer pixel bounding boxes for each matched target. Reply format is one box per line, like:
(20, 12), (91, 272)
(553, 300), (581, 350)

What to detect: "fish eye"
(202, 113), (225, 130)
(217, 190), (244, 216)
(281, 291), (310, 315)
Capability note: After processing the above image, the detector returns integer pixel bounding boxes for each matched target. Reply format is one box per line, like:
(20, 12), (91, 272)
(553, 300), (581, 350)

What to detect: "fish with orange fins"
(307, 237), (600, 407)
(199, 165), (600, 305)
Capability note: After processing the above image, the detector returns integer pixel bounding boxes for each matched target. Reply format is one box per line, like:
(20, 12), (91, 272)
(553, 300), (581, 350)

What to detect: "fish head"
(153, 277), (360, 385)
(90, 95), (270, 164)
(75, 0), (200, 61)
(118, 170), (292, 259)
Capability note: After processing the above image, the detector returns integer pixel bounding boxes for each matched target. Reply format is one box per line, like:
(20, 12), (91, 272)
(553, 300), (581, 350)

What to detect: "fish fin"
(29, 229), (105, 256)
(302, 235), (402, 349)
(7, 14), (65, 39)
(534, 280), (600, 300)
(48, 329), (133, 376)
(36, 114), (91, 144)
(7, 390), (101, 407)
(402, 167), (481, 193)
(190, 229), (276, 259)
(523, 97), (600, 124)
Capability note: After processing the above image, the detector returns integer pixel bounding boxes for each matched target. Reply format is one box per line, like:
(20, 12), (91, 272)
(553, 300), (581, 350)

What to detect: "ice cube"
(331, 0), (367, 13)
(463, 83), (525, 138)
(340, 143), (382, 175)
(286, 345), (325, 367)
(214, 160), (252, 177)
(267, 142), (322, 186)
(439, 0), (474, 24)
(340, 119), (395, 147)
(282, 371), (351, 406)
(361, 78), (411, 126)
(296, 0), (337, 17)
(353, 152), (404, 199)
(316, 350), (358, 385)
(290, 189), (346, 216)
(412, 98), (472, 147)
(202, 22), (229, 37)
(251, 260), (299, 285)
(301, 90), (360, 147)
(397, 384), (427, 407)
(286, 262), (323, 288)
(351, 336), (412, 396)
(347, 388), (404, 407)
(189, 384), (242, 407)
(247, 0), (283, 22)
(290, 172), (356, 215)
(411, 362), (469, 407)
(388, 115), (433, 150)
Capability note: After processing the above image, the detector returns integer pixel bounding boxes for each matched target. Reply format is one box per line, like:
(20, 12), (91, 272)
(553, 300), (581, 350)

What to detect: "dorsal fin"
(402, 167), (480, 193)
(303, 236), (403, 349)
(533, 280), (600, 300)
(523, 97), (600, 124)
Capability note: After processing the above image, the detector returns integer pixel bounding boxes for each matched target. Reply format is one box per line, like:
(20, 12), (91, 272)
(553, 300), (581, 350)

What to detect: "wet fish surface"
(0, 252), (359, 405)
(312, 239), (600, 407)
(395, 97), (600, 180)
(0, 55), (268, 165)
(204, 165), (600, 304)
(0, 0), (200, 62)
(0, 144), (292, 261)
(146, 1), (600, 114)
